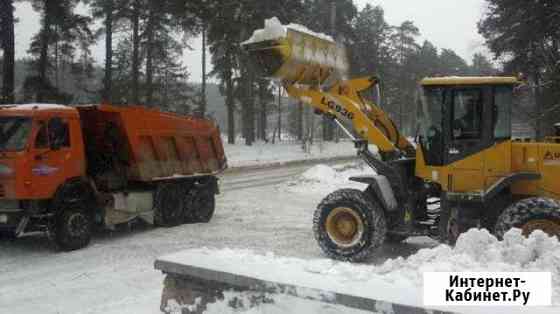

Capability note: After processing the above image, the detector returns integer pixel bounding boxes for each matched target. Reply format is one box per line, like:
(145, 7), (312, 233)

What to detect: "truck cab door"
(31, 117), (72, 198)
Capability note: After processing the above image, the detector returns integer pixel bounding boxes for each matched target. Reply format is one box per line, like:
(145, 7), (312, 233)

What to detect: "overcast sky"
(14, 0), (489, 83)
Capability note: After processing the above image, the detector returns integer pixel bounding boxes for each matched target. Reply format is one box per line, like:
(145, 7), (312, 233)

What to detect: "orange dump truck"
(0, 104), (227, 250)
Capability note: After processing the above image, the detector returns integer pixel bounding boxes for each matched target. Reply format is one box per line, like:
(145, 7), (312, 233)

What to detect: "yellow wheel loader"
(242, 19), (560, 262)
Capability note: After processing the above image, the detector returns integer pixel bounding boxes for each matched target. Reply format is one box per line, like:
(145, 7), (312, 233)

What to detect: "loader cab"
(417, 77), (518, 167)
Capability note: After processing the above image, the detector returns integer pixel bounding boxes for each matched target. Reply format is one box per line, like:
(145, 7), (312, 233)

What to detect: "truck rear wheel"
(495, 197), (560, 239)
(184, 189), (215, 223)
(154, 183), (186, 227)
(54, 204), (93, 251)
(313, 189), (386, 262)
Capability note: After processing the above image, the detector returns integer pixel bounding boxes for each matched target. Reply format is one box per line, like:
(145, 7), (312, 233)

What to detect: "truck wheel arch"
(51, 177), (98, 212)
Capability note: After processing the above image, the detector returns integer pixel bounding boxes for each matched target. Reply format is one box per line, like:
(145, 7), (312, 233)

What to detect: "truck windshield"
(0, 117), (32, 151)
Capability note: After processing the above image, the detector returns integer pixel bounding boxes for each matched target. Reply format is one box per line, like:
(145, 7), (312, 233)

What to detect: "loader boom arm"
(283, 77), (415, 158)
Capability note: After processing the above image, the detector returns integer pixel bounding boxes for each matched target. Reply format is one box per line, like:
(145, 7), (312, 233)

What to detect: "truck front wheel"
(54, 204), (93, 251)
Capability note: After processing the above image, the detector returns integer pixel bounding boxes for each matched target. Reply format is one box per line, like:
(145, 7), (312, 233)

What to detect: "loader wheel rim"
(325, 207), (364, 247)
(521, 219), (560, 238)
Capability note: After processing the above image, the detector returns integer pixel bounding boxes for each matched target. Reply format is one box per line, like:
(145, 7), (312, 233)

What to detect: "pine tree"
(25, 0), (94, 103)
(479, 0), (560, 137)
(86, 0), (131, 103)
(0, 0), (15, 103)
(470, 53), (495, 76)
(206, 0), (304, 144)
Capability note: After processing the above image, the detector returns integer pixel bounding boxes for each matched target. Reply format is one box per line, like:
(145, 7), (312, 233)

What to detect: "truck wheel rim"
(521, 219), (560, 238)
(68, 213), (88, 237)
(325, 207), (364, 248)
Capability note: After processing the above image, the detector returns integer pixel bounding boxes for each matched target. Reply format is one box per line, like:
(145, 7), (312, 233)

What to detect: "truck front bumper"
(0, 200), (24, 232)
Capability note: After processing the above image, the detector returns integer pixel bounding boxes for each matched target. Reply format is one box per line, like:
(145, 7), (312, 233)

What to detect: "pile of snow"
(242, 17), (334, 45)
(375, 229), (560, 304)
(224, 141), (358, 168)
(284, 163), (375, 194)
(161, 229), (560, 313)
(300, 164), (339, 182)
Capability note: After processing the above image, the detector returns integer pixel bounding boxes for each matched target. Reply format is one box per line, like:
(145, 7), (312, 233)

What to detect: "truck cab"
(0, 105), (85, 200)
(0, 105), (85, 232)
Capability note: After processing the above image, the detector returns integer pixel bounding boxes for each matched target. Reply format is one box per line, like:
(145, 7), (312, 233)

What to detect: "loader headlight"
(0, 164), (14, 176)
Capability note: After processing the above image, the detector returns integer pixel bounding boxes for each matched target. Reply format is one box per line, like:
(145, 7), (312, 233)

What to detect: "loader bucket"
(242, 18), (349, 86)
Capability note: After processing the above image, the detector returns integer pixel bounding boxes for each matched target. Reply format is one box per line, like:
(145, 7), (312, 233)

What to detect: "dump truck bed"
(77, 105), (227, 182)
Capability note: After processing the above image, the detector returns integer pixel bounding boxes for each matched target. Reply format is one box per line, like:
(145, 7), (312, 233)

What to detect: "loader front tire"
(495, 197), (560, 239)
(313, 189), (386, 262)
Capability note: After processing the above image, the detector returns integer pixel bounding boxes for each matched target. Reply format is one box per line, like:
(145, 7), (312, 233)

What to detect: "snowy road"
(0, 160), (437, 314)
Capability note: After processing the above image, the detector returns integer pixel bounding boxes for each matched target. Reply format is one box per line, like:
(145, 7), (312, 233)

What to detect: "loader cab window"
(452, 90), (483, 140)
(493, 86), (513, 140)
(418, 86), (444, 165)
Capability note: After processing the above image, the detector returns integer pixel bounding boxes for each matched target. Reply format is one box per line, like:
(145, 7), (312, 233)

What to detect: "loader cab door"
(446, 88), (490, 164)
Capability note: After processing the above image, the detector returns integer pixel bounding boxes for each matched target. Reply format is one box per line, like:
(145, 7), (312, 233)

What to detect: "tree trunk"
(131, 0), (141, 105)
(103, 0), (113, 103)
(199, 23), (207, 117)
(297, 101), (303, 141)
(0, 0), (15, 104)
(242, 67), (255, 146)
(258, 80), (267, 141)
(534, 69), (543, 139)
(322, 116), (334, 141)
(277, 85), (282, 142)
(37, 0), (53, 102)
(225, 60), (235, 144)
(54, 25), (59, 89)
(145, 0), (156, 105)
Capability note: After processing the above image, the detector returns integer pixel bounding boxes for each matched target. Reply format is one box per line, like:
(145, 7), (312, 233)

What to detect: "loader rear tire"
(313, 189), (386, 262)
(495, 197), (560, 239)
(154, 183), (185, 227)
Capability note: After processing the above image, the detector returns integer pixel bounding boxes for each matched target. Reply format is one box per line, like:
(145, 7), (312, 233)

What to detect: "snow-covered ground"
(1, 162), (558, 314)
(162, 226), (560, 314)
(224, 140), (359, 168)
